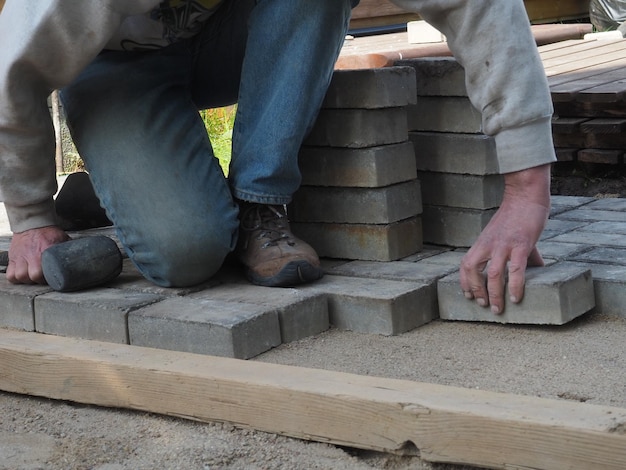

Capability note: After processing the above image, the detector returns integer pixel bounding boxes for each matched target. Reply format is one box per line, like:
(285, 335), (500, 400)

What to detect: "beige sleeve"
(391, 0), (556, 173)
(0, 0), (160, 232)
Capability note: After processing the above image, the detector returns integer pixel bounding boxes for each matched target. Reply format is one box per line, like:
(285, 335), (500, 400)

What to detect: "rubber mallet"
(0, 236), (123, 292)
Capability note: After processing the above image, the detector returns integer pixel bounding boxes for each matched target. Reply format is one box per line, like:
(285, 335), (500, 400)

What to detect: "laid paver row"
(0, 195), (624, 360)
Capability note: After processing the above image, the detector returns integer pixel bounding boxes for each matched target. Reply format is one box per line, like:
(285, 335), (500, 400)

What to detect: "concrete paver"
(409, 131), (499, 174)
(535, 240), (592, 261)
(128, 297), (282, 359)
(35, 289), (162, 343)
(189, 283), (329, 343)
(305, 108), (408, 148)
(565, 262), (626, 319)
(408, 96), (482, 133)
(299, 274), (435, 336)
(421, 205), (497, 247)
(323, 66), (417, 109)
(291, 180), (422, 224)
(418, 171), (503, 209)
(397, 56), (467, 97)
(292, 216), (423, 261)
(0, 279), (52, 331)
(437, 263), (595, 324)
(298, 142), (417, 188)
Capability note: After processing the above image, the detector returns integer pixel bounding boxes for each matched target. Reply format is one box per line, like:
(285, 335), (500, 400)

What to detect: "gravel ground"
(1, 309), (624, 470)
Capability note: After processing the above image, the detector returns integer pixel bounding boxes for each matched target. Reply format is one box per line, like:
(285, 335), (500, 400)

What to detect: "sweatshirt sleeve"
(391, 0), (557, 173)
(0, 0), (160, 233)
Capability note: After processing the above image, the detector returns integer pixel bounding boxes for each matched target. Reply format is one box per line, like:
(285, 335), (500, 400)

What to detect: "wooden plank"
(551, 117), (590, 133)
(578, 148), (624, 164)
(0, 329), (625, 469)
(577, 77), (626, 102)
(580, 118), (626, 133)
(554, 100), (626, 118)
(539, 39), (613, 60)
(550, 65), (626, 101)
(542, 41), (626, 74)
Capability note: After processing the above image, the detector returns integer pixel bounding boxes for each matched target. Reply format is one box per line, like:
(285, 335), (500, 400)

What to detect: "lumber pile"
(545, 38), (626, 167)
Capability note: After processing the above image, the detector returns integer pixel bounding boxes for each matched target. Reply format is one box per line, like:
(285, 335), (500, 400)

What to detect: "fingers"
(486, 254), (508, 314)
(6, 225), (69, 285)
(460, 248), (489, 307)
(461, 246), (544, 314)
(6, 256), (45, 285)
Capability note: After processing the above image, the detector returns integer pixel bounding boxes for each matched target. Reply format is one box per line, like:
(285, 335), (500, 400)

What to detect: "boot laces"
(240, 204), (296, 249)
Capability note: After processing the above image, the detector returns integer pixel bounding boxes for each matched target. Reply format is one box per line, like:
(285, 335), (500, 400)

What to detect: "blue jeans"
(61, 0), (354, 287)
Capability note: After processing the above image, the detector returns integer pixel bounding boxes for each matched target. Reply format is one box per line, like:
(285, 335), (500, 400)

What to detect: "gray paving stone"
(298, 142), (417, 188)
(327, 260), (457, 316)
(291, 180), (422, 224)
(549, 231), (626, 248)
(319, 258), (350, 271)
(0, 278), (52, 331)
(400, 244), (452, 262)
(549, 196), (595, 217)
(437, 263), (595, 325)
(396, 57), (467, 97)
(189, 284), (329, 343)
(323, 66), (417, 109)
(568, 247), (626, 266)
(584, 198), (626, 212)
(554, 209), (626, 223)
(305, 108), (408, 148)
(540, 219), (589, 241)
(407, 96), (482, 133)
(409, 132), (499, 175)
(326, 260), (457, 283)
(577, 221), (626, 235)
(422, 205), (496, 247)
(535, 241), (593, 261)
(419, 250), (467, 267)
(300, 274), (436, 335)
(292, 217), (422, 262)
(418, 172), (503, 209)
(565, 262), (626, 319)
(128, 297), (281, 359)
(35, 289), (162, 343)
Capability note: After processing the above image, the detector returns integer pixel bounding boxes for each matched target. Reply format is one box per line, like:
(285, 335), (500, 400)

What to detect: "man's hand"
(7, 226), (70, 284)
(459, 164), (551, 314)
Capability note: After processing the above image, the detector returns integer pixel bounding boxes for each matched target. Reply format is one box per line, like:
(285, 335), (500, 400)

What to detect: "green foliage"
(199, 105), (236, 176)
(59, 105), (236, 177)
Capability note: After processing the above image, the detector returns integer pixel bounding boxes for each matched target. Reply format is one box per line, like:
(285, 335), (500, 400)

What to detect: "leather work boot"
(236, 202), (323, 287)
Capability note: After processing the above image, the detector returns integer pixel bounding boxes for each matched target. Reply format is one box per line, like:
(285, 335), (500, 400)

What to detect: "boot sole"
(246, 260), (324, 287)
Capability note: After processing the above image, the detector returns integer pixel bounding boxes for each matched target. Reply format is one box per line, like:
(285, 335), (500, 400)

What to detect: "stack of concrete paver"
(397, 57), (504, 247)
(290, 66), (423, 261)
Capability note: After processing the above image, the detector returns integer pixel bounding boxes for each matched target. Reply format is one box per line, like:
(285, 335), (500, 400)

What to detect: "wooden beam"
(0, 329), (625, 469)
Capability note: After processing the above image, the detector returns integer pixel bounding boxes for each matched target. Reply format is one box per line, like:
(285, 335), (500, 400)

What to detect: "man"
(0, 0), (357, 288)
(0, 0), (554, 315)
